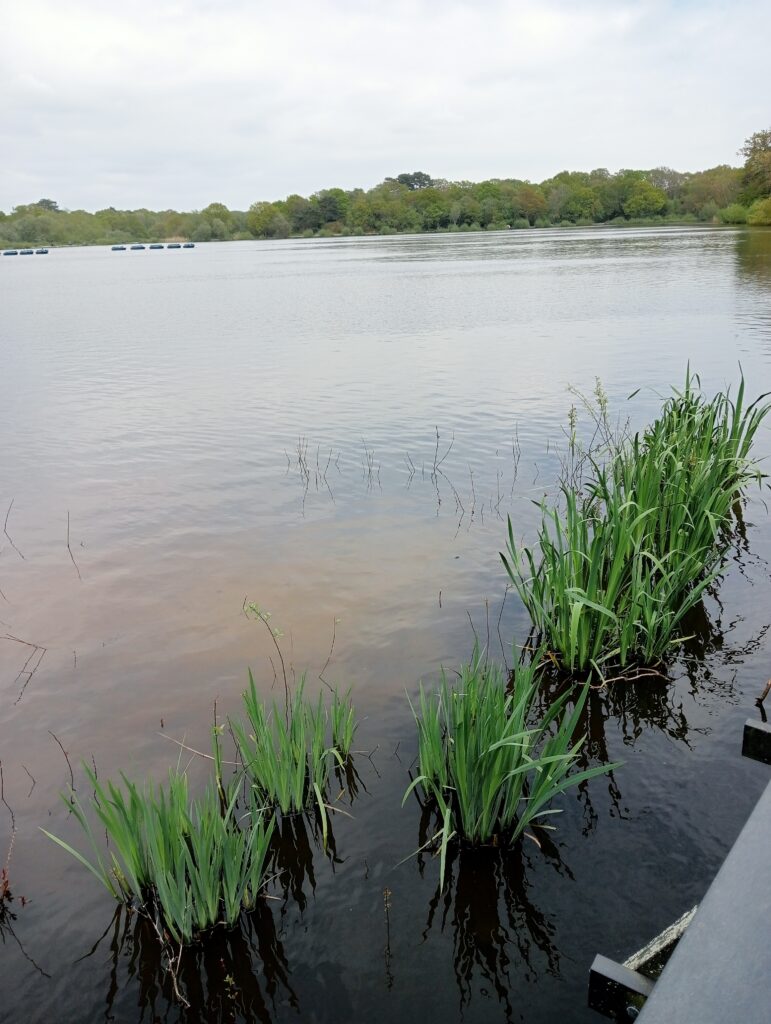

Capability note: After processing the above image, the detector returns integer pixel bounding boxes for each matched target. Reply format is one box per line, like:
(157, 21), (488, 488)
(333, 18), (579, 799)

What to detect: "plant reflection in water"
(75, 769), (359, 1022)
(81, 898), (296, 1024)
(417, 826), (567, 1018)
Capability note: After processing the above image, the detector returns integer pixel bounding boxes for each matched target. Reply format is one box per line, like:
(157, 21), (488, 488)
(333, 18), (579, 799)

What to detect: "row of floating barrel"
(3, 248), (48, 255)
(111, 242), (196, 251)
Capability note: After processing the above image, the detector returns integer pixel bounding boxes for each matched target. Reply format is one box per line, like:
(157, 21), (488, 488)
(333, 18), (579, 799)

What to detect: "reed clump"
(45, 646), (357, 946)
(231, 673), (356, 844)
(404, 648), (618, 886)
(503, 372), (769, 677)
(43, 764), (274, 945)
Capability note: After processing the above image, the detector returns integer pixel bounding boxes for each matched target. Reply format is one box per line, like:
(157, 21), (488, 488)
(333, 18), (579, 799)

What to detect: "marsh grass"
(231, 672), (356, 846)
(45, 650), (358, 945)
(404, 648), (618, 887)
(503, 372), (770, 677)
(42, 762), (274, 945)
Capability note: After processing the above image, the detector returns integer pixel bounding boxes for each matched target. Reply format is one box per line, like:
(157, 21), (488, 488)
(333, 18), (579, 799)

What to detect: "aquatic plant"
(404, 648), (618, 887)
(42, 762), (274, 945)
(231, 672), (356, 844)
(503, 372), (769, 676)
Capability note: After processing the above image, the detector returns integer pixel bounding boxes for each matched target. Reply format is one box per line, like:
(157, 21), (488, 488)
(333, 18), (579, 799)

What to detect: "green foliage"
(42, 764), (274, 945)
(246, 202), (290, 239)
(5, 134), (770, 246)
(681, 165), (742, 215)
(747, 197), (771, 226)
(231, 672), (355, 844)
(739, 128), (771, 203)
(623, 181), (668, 219)
(4, 136), (769, 247)
(404, 648), (619, 887)
(388, 171), (434, 190)
(719, 203), (749, 224)
(699, 200), (720, 222)
(502, 373), (769, 676)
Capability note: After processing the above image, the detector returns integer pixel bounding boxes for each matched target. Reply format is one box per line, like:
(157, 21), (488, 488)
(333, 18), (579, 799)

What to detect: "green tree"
(316, 188), (348, 223)
(33, 198), (60, 212)
(517, 184), (547, 225)
(247, 202), (291, 238)
(202, 202), (232, 223)
(739, 128), (771, 202)
(682, 166), (742, 215)
(623, 180), (667, 219)
(390, 171), (433, 190)
(560, 185), (602, 222)
(747, 196), (771, 225)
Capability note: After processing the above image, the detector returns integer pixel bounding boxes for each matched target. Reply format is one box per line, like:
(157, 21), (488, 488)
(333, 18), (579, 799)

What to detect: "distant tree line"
(2, 131), (769, 248)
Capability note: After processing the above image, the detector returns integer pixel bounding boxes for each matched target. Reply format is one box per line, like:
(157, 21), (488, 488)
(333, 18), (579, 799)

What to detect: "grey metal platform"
(637, 775), (771, 1023)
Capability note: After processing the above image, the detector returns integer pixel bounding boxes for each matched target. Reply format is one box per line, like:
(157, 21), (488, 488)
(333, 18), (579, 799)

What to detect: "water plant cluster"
(503, 373), (769, 677)
(405, 648), (618, 887)
(45, 669), (356, 947)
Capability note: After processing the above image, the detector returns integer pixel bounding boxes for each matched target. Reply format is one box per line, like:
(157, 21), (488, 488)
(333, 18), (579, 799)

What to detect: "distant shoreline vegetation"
(2, 130), (770, 248)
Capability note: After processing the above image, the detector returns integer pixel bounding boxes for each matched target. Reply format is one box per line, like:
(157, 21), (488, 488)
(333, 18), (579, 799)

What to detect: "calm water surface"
(1, 226), (771, 1023)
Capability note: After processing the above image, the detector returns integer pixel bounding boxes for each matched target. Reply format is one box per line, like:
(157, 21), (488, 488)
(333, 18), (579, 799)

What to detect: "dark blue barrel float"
(111, 245), (126, 251)
(166, 242), (182, 249)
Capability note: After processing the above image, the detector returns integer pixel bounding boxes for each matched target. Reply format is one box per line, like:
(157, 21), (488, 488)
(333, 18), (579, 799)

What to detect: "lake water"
(1, 226), (771, 1023)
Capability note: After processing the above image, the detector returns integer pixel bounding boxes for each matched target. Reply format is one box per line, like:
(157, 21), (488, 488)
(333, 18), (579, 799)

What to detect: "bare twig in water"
(510, 427), (521, 497)
(1, 760), (17, 874)
(319, 617), (340, 689)
(361, 440), (380, 489)
(468, 465), (477, 523)
(3, 634), (47, 705)
(21, 765), (36, 798)
(159, 733), (240, 765)
(594, 666), (668, 686)
(3, 500), (25, 560)
(67, 511), (82, 580)
(383, 887), (394, 990)
(432, 427), (455, 474)
(147, 915), (190, 1008)
(2, 914), (51, 978)
(756, 680), (771, 708)
(48, 731), (74, 793)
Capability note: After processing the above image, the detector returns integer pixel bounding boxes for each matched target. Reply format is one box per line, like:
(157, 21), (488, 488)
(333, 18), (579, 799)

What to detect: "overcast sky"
(1, 0), (769, 212)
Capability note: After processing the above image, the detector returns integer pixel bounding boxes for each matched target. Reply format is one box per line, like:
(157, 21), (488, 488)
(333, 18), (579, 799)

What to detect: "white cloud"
(0, 0), (768, 210)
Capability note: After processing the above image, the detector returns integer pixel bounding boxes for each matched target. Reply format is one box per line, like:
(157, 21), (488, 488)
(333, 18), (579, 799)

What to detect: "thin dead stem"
(3, 500), (25, 560)
(48, 731), (75, 793)
(3, 634), (47, 705)
(67, 511), (82, 580)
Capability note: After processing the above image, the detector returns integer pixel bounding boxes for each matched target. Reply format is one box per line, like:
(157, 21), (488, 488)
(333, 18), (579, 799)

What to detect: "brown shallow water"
(1, 226), (771, 1023)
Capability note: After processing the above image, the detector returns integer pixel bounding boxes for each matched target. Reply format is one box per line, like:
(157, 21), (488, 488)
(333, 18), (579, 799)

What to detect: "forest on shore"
(2, 130), (770, 248)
